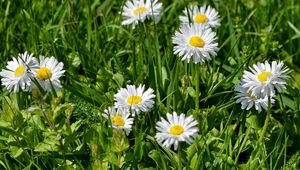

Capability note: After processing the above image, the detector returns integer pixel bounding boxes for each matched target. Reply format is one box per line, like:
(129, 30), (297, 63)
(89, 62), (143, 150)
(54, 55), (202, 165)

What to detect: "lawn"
(0, 0), (300, 169)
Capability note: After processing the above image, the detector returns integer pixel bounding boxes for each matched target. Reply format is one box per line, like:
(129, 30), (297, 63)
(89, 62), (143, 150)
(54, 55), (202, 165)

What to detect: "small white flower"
(235, 81), (274, 112)
(0, 51), (38, 92)
(114, 84), (155, 116)
(155, 112), (199, 150)
(180, 5), (220, 28)
(121, 0), (162, 27)
(172, 24), (218, 64)
(32, 56), (65, 92)
(242, 61), (290, 96)
(103, 107), (134, 135)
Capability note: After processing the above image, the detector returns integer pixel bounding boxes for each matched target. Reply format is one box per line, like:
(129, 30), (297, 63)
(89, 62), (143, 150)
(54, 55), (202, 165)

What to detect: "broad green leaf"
(149, 150), (167, 169)
(10, 147), (23, 158)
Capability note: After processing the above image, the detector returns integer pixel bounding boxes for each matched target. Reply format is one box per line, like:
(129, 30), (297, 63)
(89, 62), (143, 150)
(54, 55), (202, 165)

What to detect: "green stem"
(177, 142), (183, 170)
(132, 41), (137, 81)
(16, 92), (21, 110)
(40, 104), (66, 164)
(259, 96), (271, 142)
(195, 64), (200, 113)
(40, 105), (55, 130)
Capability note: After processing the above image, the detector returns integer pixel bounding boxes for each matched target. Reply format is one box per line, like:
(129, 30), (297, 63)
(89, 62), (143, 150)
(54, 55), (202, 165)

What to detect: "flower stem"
(178, 143), (183, 170)
(259, 96), (271, 142)
(132, 41), (137, 81)
(195, 64), (200, 113)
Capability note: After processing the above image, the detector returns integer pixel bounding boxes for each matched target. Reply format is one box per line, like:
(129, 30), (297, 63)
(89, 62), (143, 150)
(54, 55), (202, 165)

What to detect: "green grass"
(1, 0), (300, 169)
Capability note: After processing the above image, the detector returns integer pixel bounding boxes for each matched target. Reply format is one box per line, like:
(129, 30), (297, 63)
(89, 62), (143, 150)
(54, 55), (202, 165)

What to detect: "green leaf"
(276, 95), (296, 110)
(10, 147), (23, 158)
(141, 168), (156, 170)
(187, 87), (196, 98)
(133, 132), (145, 161)
(56, 165), (76, 170)
(246, 114), (261, 130)
(31, 115), (46, 130)
(0, 125), (25, 139)
(111, 130), (129, 153)
(1, 96), (18, 122)
(68, 51), (81, 68)
(113, 73), (124, 87)
(53, 103), (75, 120)
(149, 150), (167, 169)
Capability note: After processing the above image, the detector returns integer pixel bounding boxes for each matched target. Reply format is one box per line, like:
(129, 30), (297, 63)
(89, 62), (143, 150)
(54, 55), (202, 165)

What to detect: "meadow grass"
(0, 0), (300, 169)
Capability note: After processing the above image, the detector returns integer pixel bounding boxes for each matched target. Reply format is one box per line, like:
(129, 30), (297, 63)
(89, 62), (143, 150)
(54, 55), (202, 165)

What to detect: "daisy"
(179, 5), (220, 28)
(155, 112), (199, 150)
(121, 0), (162, 27)
(235, 81), (274, 112)
(103, 107), (134, 135)
(242, 61), (290, 96)
(0, 51), (38, 92)
(172, 24), (218, 64)
(32, 56), (65, 92)
(114, 84), (155, 116)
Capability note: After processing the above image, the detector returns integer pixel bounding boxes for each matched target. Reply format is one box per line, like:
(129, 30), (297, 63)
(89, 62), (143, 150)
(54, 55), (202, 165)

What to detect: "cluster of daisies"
(0, 51), (64, 93)
(119, 0), (292, 149)
(122, 0), (220, 64)
(119, 1), (223, 149)
(103, 84), (155, 136)
(235, 61), (290, 112)
(173, 5), (220, 64)
(1, 1), (292, 152)
(103, 84), (199, 150)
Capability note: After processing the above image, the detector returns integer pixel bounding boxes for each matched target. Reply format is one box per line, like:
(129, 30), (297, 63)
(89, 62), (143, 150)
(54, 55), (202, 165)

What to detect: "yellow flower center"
(257, 71), (273, 82)
(189, 36), (205, 48)
(194, 14), (207, 24)
(127, 95), (142, 105)
(36, 67), (52, 80)
(112, 116), (125, 126)
(169, 125), (184, 135)
(14, 65), (25, 77)
(134, 7), (147, 15)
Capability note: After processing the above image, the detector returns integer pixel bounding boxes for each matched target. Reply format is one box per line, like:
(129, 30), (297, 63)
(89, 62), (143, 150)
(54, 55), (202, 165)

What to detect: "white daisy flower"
(180, 5), (220, 28)
(0, 51), (38, 92)
(103, 107), (134, 135)
(235, 81), (274, 112)
(155, 112), (199, 150)
(32, 56), (65, 92)
(172, 24), (218, 64)
(114, 84), (155, 116)
(121, 0), (162, 27)
(242, 61), (290, 96)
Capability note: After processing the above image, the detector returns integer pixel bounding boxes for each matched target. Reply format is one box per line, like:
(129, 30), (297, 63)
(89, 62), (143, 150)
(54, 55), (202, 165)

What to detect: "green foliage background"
(0, 0), (300, 169)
